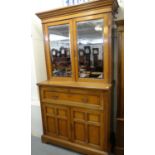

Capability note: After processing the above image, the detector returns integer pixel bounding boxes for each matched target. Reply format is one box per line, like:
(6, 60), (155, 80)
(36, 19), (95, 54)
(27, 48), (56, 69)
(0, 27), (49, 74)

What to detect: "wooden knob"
(52, 96), (59, 99)
(82, 97), (88, 103)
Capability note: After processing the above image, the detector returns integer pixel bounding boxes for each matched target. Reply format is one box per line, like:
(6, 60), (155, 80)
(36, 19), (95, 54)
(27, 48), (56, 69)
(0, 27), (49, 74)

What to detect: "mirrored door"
(74, 16), (105, 80)
(45, 20), (74, 80)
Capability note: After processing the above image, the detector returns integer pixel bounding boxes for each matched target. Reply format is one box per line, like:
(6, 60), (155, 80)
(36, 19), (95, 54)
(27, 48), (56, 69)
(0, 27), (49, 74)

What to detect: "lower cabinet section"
(42, 104), (105, 154)
(39, 86), (111, 155)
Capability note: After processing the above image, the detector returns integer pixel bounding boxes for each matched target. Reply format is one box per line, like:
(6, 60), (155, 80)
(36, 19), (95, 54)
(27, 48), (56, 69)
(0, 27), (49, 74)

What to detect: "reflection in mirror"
(77, 19), (104, 79)
(48, 24), (72, 77)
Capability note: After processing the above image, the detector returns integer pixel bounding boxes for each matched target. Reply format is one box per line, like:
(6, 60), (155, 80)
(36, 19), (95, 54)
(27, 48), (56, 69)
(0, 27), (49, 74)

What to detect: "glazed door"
(44, 20), (75, 81)
(43, 104), (71, 141)
(71, 107), (104, 150)
(73, 14), (110, 83)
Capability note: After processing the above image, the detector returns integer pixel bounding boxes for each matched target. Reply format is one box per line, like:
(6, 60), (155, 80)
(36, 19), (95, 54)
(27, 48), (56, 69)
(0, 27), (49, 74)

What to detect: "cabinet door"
(44, 20), (75, 80)
(43, 104), (71, 140)
(71, 108), (103, 149)
(73, 14), (110, 82)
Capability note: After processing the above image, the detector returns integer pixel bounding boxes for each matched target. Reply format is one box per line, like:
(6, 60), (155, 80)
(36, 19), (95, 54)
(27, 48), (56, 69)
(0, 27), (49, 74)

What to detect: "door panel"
(57, 119), (68, 138)
(56, 107), (70, 139)
(88, 124), (100, 146)
(74, 111), (85, 120)
(72, 109), (86, 143)
(43, 104), (71, 140)
(46, 116), (57, 135)
(57, 108), (67, 117)
(74, 122), (86, 143)
(46, 107), (55, 115)
(44, 105), (57, 136)
(71, 107), (103, 149)
(88, 113), (100, 123)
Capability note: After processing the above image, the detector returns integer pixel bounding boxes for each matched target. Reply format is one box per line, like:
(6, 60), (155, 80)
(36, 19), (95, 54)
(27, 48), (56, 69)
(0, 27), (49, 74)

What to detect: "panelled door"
(71, 107), (104, 150)
(42, 104), (104, 149)
(43, 104), (71, 141)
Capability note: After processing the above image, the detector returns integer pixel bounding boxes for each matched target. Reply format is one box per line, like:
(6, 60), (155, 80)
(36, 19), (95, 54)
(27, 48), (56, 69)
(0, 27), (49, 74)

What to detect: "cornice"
(36, 0), (119, 20)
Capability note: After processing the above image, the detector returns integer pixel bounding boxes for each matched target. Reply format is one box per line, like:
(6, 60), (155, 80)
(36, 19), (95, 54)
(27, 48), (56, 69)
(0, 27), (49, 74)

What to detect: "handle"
(51, 95), (59, 100)
(81, 97), (88, 103)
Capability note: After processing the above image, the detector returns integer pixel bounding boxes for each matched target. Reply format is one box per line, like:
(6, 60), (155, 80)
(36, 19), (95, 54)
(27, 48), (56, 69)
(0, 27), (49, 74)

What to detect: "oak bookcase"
(36, 1), (119, 154)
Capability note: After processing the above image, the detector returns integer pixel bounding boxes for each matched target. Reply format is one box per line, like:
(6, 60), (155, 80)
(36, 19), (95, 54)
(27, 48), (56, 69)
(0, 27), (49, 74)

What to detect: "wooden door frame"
(72, 13), (112, 83)
(43, 20), (76, 81)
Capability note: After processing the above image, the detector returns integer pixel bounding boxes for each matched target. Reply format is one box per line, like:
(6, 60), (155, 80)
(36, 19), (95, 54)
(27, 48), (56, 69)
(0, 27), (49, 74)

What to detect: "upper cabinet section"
(36, 0), (119, 83)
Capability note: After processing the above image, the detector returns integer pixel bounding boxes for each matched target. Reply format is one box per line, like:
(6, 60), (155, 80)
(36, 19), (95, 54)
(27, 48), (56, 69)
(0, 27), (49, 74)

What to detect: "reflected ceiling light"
(95, 25), (102, 31)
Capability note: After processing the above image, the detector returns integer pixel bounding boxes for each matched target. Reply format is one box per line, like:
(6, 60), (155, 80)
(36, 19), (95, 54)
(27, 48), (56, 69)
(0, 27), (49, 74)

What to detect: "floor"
(31, 136), (83, 155)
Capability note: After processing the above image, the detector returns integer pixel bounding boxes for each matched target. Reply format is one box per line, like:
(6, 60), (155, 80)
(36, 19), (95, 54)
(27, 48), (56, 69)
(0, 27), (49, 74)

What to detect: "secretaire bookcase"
(36, 0), (119, 155)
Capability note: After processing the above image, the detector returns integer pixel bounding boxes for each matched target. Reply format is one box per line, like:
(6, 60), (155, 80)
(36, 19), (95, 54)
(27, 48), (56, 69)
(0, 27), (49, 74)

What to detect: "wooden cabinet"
(36, 0), (119, 155)
(39, 85), (112, 155)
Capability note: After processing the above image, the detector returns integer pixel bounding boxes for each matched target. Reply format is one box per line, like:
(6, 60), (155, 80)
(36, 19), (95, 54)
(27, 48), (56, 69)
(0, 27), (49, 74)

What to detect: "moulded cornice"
(36, 0), (119, 20)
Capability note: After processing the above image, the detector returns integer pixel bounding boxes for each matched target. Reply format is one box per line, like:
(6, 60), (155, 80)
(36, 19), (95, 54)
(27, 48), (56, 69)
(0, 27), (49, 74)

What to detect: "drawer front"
(40, 86), (103, 106)
(44, 91), (99, 105)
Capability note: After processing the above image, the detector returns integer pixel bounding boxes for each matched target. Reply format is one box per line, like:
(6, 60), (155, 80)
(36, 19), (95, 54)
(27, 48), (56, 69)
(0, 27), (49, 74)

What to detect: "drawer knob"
(51, 96), (59, 100)
(82, 97), (88, 103)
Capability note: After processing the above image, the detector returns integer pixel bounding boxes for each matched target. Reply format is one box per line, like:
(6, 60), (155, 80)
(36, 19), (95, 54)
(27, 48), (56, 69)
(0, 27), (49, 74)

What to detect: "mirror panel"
(77, 19), (104, 79)
(48, 24), (72, 77)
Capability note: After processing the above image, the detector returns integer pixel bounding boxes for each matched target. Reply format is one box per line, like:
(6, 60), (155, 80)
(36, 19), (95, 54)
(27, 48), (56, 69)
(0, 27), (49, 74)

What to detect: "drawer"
(40, 87), (101, 106)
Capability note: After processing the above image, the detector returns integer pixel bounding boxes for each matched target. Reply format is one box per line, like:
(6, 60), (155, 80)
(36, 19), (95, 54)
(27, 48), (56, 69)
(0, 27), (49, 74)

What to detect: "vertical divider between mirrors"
(73, 18), (79, 82)
(70, 19), (76, 81)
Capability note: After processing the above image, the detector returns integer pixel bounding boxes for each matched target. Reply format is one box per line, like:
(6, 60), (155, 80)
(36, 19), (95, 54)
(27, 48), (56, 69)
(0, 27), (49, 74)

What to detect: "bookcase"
(36, 1), (119, 154)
